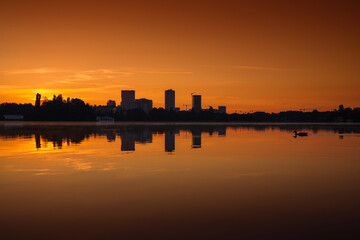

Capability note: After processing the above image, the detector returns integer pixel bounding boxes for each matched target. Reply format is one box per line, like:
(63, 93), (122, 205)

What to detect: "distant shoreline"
(1, 121), (360, 126)
(2, 100), (359, 122)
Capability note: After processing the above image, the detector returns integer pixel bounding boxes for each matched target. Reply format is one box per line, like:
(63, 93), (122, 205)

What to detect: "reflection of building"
(165, 131), (175, 152)
(107, 100), (116, 108)
(218, 106), (226, 114)
(192, 95), (202, 112)
(106, 131), (116, 142)
(135, 98), (153, 113)
(191, 130), (201, 148)
(218, 128), (226, 136)
(135, 129), (153, 143)
(119, 129), (152, 151)
(165, 89), (175, 111)
(121, 90), (135, 110)
(120, 132), (135, 151)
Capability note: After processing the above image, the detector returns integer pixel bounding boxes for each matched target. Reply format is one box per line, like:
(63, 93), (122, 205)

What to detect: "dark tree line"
(1, 94), (360, 122)
(96, 107), (360, 122)
(0, 94), (95, 121)
(227, 107), (360, 122)
(33, 94), (95, 121)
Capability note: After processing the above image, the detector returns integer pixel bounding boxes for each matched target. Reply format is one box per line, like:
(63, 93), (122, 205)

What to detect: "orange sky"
(0, 0), (359, 112)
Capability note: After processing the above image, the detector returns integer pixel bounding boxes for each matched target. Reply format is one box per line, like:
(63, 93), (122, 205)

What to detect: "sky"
(0, 0), (359, 112)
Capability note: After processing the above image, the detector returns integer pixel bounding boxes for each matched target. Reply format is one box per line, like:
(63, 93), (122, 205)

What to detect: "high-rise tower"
(165, 89), (175, 111)
(121, 90), (135, 110)
(192, 95), (201, 112)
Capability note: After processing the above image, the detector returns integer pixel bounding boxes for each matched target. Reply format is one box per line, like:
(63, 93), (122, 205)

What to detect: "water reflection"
(165, 130), (175, 152)
(191, 129), (202, 148)
(0, 123), (359, 152)
(1, 123), (360, 239)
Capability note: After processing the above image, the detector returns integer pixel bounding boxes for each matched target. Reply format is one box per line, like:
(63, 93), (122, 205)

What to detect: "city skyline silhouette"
(1, 1), (360, 239)
(1, 0), (359, 112)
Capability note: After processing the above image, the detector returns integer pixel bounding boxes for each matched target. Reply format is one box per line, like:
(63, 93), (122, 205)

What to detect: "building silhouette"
(192, 95), (202, 112)
(107, 100), (116, 108)
(135, 98), (153, 113)
(165, 89), (175, 111)
(218, 106), (226, 114)
(165, 130), (175, 152)
(121, 90), (135, 110)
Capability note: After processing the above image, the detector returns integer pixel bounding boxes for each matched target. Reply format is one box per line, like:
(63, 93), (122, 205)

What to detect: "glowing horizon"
(1, 0), (359, 112)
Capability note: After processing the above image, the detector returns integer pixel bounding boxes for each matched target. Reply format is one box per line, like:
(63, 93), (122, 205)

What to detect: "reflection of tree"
(0, 126), (93, 149)
(35, 133), (41, 149)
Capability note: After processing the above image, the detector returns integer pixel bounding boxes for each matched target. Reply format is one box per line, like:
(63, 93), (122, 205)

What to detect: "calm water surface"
(0, 122), (359, 239)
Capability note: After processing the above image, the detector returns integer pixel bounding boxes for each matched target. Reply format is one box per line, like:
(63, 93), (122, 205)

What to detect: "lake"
(0, 122), (359, 239)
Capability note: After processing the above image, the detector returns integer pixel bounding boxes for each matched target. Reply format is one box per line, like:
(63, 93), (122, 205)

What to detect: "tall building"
(135, 98), (153, 113)
(121, 90), (135, 110)
(165, 89), (175, 110)
(192, 95), (202, 112)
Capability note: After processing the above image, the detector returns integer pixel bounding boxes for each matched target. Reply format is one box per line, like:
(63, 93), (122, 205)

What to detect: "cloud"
(67, 69), (135, 81)
(224, 65), (295, 72)
(143, 71), (193, 74)
(66, 73), (94, 81)
(102, 84), (131, 89)
(56, 80), (76, 84)
(0, 67), (191, 96)
(11, 168), (51, 172)
(2, 67), (192, 81)
(3, 68), (58, 74)
(84, 69), (134, 76)
(0, 85), (22, 89)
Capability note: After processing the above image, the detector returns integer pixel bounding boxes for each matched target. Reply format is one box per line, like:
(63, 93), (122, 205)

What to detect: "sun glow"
(0, 0), (359, 112)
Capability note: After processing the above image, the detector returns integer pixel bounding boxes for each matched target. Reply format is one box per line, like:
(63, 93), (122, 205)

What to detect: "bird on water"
(293, 130), (308, 137)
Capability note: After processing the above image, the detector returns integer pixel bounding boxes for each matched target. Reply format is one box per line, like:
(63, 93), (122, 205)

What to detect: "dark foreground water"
(0, 122), (359, 240)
